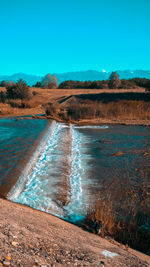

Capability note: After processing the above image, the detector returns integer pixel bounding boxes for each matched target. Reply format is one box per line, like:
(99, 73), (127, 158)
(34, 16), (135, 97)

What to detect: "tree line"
(59, 73), (150, 90)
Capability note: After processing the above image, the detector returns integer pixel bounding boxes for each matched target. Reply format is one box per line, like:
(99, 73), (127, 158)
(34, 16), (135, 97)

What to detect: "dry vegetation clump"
(101, 101), (150, 120)
(45, 99), (150, 122)
(0, 103), (13, 115)
(83, 173), (150, 253)
(66, 100), (99, 120)
(71, 100), (150, 121)
(45, 102), (60, 117)
(8, 99), (32, 108)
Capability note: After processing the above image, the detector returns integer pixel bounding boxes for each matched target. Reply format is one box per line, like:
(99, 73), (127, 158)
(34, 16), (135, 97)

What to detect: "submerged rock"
(111, 151), (123, 156)
(143, 152), (148, 157)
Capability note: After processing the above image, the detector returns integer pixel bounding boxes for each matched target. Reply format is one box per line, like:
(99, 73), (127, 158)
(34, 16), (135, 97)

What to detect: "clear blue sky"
(0, 0), (150, 75)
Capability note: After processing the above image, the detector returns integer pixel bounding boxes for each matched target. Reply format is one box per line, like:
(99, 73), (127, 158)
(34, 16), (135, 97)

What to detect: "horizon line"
(0, 69), (150, 77)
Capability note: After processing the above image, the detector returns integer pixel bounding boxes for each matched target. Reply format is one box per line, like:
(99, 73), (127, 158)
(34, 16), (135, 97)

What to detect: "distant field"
(0, 87), (148, 120)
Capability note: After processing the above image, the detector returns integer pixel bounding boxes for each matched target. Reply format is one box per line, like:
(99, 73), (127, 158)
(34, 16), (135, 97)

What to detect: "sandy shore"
(0, 198), (149, 267)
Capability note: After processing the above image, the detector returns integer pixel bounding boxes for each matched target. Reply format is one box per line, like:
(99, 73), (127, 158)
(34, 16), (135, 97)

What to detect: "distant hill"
(0, 73), (41, 86)
(56, 70), (150, 83)
(0, 70), (150, 86)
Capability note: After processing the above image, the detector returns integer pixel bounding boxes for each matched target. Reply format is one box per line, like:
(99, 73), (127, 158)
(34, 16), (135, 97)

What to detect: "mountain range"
(0, 70), (150, 86)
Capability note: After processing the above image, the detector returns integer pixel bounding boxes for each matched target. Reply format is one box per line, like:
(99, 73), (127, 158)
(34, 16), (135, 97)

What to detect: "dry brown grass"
(83, 173), (150, 253)
(0, 87), (149, 122)
(46, 99), (150, 122)
(98, 101), (150, 120)
(0, 103), (13, 115)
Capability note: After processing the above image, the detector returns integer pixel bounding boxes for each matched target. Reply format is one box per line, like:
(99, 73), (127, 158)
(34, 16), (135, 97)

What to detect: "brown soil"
(0, 198), (149, 267)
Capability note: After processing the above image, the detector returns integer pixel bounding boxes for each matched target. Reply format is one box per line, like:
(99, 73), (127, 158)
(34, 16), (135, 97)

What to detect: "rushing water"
(0, 118), (150, 225)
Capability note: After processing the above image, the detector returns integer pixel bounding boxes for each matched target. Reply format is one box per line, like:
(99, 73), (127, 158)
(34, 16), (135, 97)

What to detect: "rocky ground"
(0, 198), (149, 267)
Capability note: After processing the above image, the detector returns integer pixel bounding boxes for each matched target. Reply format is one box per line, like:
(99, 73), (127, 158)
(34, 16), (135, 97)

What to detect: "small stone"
(3, 260), (11, 266)
(111, 151), (123, 157)
(125, 244), (129, 251)
(12, 241), (18, 247)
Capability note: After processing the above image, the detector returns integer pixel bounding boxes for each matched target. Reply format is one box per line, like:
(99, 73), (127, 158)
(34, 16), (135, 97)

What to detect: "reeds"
(45, 99), (150, 122)
(83, 174), (150, 253)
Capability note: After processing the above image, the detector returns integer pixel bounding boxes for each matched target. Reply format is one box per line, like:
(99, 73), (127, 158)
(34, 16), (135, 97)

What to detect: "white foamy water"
(75, 125), (109, 129)
(8, 120), (57, 201)
(64, 125), (85, 222)
(8, 121), (68, 217)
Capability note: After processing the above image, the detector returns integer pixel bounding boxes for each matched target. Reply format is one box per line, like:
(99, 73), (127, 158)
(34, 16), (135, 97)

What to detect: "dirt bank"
(0, 198), (149, 266)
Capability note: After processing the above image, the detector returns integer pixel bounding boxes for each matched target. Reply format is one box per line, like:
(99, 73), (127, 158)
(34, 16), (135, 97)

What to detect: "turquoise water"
(0, 118), (49, 195)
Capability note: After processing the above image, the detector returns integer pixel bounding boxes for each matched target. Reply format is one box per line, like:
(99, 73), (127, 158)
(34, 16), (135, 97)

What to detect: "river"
(0, 118), (150, 226)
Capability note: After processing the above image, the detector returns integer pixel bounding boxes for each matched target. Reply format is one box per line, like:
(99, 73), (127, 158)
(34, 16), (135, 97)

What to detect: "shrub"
(132, 78), (150, 90)
(8, 99), (22, 108)
(0, 81), (9, 87)
(0, 91), (6, 103)
(8, 99), (32, 108)
(32, 90), (38, 96)
(45, 103), (60, 116)
(6, 79), (31, 100)
(119, 79), (137, 89)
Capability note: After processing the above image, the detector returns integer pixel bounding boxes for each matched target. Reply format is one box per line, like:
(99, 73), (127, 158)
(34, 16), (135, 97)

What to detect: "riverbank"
(1, 114), (150, 127)
(0, 198), (149, 267)
(45, 115), (150, 126)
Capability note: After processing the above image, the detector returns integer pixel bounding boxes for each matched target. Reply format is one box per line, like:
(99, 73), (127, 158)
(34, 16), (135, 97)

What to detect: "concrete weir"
(8, 121), (88, 222)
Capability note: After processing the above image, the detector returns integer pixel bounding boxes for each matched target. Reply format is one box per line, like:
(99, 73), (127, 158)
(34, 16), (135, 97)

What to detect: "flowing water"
(0, 118), (150, 225)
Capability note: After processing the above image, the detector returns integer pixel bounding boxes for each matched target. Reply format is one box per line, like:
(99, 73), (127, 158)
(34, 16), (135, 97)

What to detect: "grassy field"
(0, 87), (150, 125)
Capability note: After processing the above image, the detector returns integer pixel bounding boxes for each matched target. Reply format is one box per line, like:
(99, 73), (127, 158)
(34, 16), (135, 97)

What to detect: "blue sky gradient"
(0, 0), (150, 75)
